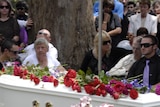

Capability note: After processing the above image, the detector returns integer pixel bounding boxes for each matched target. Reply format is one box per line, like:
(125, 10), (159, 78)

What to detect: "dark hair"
(127, 1), (136, 7)
(153, 0), (160, 8)
(139, 0), (151, 8)
(103, 0), (115, 10)
(142, 34), (159, 45)
(136, 27), (148, 36)
(0, 35), (15, 53)
(0, 0), (13, 17)
(16, 0), (28, 11)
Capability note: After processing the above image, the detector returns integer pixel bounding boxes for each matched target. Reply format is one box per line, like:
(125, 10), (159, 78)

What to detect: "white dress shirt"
(18, 43), (58, 62)
(22, 53), (60, 74)
(108, 54), (136, 76)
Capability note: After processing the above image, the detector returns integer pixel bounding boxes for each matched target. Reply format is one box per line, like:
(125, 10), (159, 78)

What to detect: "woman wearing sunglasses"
(80, 30), (118, 75)
(0, 0), (20, 45)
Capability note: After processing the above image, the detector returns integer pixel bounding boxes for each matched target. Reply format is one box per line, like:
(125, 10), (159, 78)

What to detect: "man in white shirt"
(108, 36), (142, 77)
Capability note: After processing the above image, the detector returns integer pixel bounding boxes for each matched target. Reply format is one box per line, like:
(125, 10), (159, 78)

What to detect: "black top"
(80, 48), (132, 75)
(16, 14), (28, 21)
(156, 22), (160, 48)
(127, 54), (160, 85)
(0, 17), (20, 40)
(0, 63), (3, 70)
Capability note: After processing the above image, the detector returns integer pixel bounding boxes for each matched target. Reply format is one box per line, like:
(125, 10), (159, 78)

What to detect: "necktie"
(143, 60), (150, 87)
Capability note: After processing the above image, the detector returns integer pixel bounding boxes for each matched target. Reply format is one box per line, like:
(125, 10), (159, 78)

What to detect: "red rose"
(91, 78), (101, 87)
(129, 89), (138, 99)
(76, 84), (81, 92)
(1, 67), (5, 72)
(23, 69), (28, 76)
(33, 77), (40, 85)
(84, 85), (95, 95)
(72, 83), (77, 91)
(66, 69), (77, 78)
(64, 77), (74, 87)
(112, 92), (120, 100)
(53, 79), (59, 87)
(113, 81), (125, 94)
(95, 88), (101, 96)
(48, 76), (55, 82)
(30, 74), (35, 81)
(101, 90), (107, 97)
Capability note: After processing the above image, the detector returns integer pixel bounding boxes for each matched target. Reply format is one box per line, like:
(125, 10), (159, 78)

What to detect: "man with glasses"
(127, 35), (160, 87)
(15, 0), (28, 21)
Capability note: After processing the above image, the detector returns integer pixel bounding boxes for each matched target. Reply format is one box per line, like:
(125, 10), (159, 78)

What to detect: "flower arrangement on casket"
(0, 65), (59, 86)
(1, 65), (160, 100)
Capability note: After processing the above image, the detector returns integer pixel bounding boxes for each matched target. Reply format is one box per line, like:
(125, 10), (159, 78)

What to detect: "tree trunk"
(28, 0), (96, 70)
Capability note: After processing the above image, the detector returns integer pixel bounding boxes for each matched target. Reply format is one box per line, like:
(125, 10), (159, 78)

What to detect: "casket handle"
(32, 100), (39, 107)
(46, 102), (52, 107)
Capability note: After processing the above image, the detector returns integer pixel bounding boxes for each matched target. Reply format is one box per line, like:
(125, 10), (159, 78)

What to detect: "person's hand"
(20, 43), (26, 49)
(158, 14), (160, 22)
(26, 18), (33, 30)
(103, 13), (110, 23)
(102, 21), (107, 31)
(12, 36), (19, 42)
(126, 33), (134, 44)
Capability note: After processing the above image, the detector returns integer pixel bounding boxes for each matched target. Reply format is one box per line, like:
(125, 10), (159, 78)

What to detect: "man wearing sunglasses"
(0, 37), (21, 70)
(127, 34), (160, 87)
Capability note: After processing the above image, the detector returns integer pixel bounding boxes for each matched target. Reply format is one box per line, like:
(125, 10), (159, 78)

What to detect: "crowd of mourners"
(0, 0), (66, 74)
(1, 0), (160, 88)
(81, 0), (160, 88)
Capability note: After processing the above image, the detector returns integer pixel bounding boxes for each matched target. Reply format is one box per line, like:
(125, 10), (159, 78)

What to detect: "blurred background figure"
(152, 0), (160, 48)
(0, 35), (21, 70)
(15, 0), (33, 48)
(0, 0), (20, 45)
(95, 0), (122, 48)
(15, 0), (28, 21)
(112, 0), (124, 19)
(128, 0), (157, 38)
(126, 1), (136, 18)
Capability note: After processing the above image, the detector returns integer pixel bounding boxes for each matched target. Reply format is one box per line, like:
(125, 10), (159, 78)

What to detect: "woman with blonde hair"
(80, 30), (115, 75)
(93, 30), (112, 59)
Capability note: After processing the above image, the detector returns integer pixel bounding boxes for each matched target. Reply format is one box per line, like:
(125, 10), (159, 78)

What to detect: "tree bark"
(28, 0), (96, 70)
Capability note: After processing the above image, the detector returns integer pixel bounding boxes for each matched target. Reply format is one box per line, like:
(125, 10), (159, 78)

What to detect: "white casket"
(0, 75), (160, 107)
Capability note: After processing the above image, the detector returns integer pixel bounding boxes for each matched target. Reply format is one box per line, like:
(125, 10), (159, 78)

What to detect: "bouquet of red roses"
(63, 69), (139, 100)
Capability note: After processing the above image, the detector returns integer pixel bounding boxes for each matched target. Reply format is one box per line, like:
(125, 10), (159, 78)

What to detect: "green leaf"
(86, 68), (93, 75)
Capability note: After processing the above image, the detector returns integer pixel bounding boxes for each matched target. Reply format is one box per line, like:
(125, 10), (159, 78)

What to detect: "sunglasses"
(103, 40), (111, 45)
(10, 50), (19, 54)
(38, 32), (48, 36)
(0, 5), (9, 9)
(140, 43), (154, 48)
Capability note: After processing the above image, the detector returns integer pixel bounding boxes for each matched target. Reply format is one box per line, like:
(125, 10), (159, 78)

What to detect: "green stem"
(127, 74), (143, 81)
